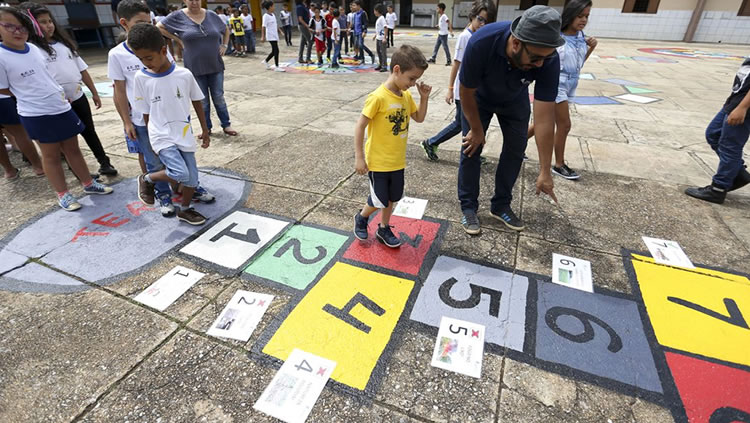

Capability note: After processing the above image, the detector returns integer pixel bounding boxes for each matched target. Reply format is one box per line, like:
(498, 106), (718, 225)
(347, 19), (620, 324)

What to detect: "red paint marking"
(71, 227), (110, 242)
(343, 215), (441, 276)
(258, 300), (266, 307)
(126, 201), (156, 217)
(317, 367), (326, 376)
(665, 351), (750, 422)
(472, 330), (480, 338)
(92, 212), (131, 228)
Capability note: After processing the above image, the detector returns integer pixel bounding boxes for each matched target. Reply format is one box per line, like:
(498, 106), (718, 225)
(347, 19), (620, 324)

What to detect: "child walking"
(373, 3), (387, 72)
(229, 8), (246, 56)
(280, 3), (293, 46)
(261, 0), (284, 71)
(309, 4), (326, 66)
(427, 2), (452, 66)
(0, 7), (113, 210)
(337, 5), (348, 55)
(324, 2), (335, 62)
(385, 4), (397, 47)
(27, 3), (118, 177)
(353, 45), (431, 247)
(331, 8), (341, 67)
(129, 23), (211, 225)
(527, 0), (597, 180)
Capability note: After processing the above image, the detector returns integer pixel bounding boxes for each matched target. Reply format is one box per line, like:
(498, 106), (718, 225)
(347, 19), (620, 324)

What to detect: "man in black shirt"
(685, 57), (750, 204)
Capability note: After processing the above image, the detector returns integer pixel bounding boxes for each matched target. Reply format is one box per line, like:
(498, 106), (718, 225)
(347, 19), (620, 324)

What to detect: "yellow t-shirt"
(362, 84), (418, 172)
(229, 16), (245, 36)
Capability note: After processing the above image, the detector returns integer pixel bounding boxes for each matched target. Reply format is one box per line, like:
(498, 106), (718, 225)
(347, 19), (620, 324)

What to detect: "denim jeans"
(333, 41), (341, 65)
(458, 99), (530, 213)
(158, 145), (199, 188)
(299, 25), (312, 61)
(326, 35), (333, 59)
(427, 100), (462, 147)
(194, 72), (231, 130)
(134, 125), (171, 200)
(705, 108), (750, 189)
(431, 34), (451, 62)
(245, 30), (256, 53)
(283, 25), (293, 45)
(355, 33), (373, 61)
(376, 39), (388, 68)
(339, 31), (348, 54)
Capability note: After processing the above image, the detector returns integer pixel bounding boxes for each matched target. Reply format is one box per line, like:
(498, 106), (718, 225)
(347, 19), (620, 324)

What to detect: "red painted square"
(665, 351), (750, 422)
(343, 215), (441, 276)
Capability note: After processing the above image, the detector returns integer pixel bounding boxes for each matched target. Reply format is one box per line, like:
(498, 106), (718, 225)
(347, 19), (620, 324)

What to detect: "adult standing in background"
(158, 0), (238, 136)
(296, 0), (313, 63)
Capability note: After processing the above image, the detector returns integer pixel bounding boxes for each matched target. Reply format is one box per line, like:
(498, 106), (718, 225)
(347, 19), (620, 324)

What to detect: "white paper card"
(254, 349), (336, 423)
(642, 236), (695, 268)
(134, 266), (205, 311)
(393, 196), (429, 219)
(613, 94), (660, 104)
(430, 316), (485, 378)
(552, 253), (594, 293)
(206, 290), (274, 342)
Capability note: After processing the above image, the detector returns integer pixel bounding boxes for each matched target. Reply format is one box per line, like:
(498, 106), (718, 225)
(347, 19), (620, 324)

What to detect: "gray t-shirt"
(162, 9), (225, 77)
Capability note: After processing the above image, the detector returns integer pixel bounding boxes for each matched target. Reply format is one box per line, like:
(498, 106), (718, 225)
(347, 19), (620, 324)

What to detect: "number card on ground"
(254, 349), (336, 423)
(392, 197), (428, 220)
(552, 253), (593, 293)
(430, 316), (485, 378)
(642, 236), (694, 268)
(206, 290), (273, 342)
(134, 266), (205, 311)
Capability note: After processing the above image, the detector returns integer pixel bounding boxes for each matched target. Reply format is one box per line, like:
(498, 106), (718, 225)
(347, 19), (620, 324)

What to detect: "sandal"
(223, 128), (238, 136)
(5, 167), (20, 181)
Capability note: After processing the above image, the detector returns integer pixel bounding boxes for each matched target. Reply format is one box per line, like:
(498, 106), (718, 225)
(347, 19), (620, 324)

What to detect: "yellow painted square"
(632, 256), (750, 367)
(632, 254), (750, 285)
(262, 262), (414, 391)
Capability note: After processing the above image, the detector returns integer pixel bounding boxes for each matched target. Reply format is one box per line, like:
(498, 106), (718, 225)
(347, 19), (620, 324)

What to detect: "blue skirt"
(19, 109), (85, 143)
(0, 97), (21, 125)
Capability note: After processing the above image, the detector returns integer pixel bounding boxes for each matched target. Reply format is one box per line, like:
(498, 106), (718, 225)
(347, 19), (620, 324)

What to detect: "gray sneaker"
(83, 180), (114, 195)
(461, 211), (481, 235)
(490, 207), (524, 231)
(552, 164), (580, 180)
(422, 140), (439, 161)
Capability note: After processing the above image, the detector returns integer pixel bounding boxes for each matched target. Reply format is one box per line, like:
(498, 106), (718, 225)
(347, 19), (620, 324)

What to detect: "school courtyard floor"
(1, 29), (749, 423)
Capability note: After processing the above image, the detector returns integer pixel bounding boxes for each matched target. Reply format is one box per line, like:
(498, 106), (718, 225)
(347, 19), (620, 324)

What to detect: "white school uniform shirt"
(332, 18), (341, 40)
(132, 63), (204, 154)
(42, 42), (88, 101)
(107, 41), (174, 127)
(311, 18), (324, 41)
(347, 12), (354, 28)
(386, 12), (397, 29)
(0, 43), (70, 117)
(219, 13), (230, 26)
(375, 15), (386, 41)
(438, 13), (449, 35)
(280, 10), (291, 26)
(453, 27), (472, 101)
(242, 13), (254, 31)
(263, 13), (279, 41)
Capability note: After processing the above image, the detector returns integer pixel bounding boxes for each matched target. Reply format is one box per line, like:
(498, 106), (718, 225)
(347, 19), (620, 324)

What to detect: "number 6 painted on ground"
(544, 306), (623, 353)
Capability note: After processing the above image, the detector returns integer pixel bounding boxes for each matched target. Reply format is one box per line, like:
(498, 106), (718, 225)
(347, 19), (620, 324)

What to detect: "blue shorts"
(0, 97), (20, 125)
(367, 169), (404, 208)
(19, 109), (85, 143)
(158, 145), (199, 188)
(556, 74), (579, 104)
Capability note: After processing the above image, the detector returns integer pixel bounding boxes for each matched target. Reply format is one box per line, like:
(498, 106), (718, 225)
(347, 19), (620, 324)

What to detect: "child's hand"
(92, 94), (102, 109)
(728, 106), (747, 126)
(585, 36), (598, 49)
(445, 89), (453, 105)
(355, 157), (368, 175)
(416, 81), (432, 97)
(199, 132), (210, 148)
(124, 123), (137, 141)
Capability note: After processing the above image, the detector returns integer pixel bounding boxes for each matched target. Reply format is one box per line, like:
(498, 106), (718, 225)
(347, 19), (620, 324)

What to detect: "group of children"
(215, 4), (256, 57)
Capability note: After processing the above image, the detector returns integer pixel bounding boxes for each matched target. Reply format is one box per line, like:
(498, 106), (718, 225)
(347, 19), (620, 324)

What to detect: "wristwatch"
(221, 44), (228, 48)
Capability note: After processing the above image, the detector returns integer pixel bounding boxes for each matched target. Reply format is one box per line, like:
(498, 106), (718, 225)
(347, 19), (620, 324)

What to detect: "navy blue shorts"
(0, 97), (21, 125)
(20, 109), (85, 143)
(367, 169), (404, 208)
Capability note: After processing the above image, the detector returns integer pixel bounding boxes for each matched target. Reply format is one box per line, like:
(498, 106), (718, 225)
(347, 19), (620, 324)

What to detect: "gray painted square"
(410, 255), (529, 352)
(0, 249), (27, 274)
(1, 263), (86, 293)
(535, 281), (663, 393)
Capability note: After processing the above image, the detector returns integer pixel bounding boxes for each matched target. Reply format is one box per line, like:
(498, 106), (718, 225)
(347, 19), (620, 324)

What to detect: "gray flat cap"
(511, 5), (565, 48)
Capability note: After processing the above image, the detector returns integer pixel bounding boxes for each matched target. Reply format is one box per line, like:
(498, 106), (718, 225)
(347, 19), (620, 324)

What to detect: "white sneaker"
(268, 64), (276, 70)
(274, 67), (286, 72)
(262, 59), (270, 69)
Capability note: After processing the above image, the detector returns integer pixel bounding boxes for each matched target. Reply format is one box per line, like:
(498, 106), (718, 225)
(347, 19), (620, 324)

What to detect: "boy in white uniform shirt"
(427, 2), (452, 65)
(240, 5), (256, 53)
(373, 3), (387, 72)
(385, 4), (396, 47)
(129, 24), (212, 225)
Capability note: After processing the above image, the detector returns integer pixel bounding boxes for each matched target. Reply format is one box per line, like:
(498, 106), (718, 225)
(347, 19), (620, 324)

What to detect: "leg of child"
(70, 96), (114, 172)
(272, 41), (280, 67)
(137, 153), (147, 173)
(59, 137), (95, 186)
(3, 124), (44, 175)
(38, 141), (71, 192)
(265, 43), (276, 65)
(380, 200), (394, 226)
(0, 138), (17, 178)
(553, 102), (571, 168)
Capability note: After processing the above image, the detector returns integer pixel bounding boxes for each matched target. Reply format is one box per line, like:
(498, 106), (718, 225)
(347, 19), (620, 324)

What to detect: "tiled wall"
(584, 8), (693, 41)
(693, 10), (750, 44)
(496, 5), (562, 23)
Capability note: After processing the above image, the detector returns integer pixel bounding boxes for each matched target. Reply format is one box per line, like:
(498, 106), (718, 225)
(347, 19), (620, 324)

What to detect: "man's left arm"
(532, 56), (562, 202)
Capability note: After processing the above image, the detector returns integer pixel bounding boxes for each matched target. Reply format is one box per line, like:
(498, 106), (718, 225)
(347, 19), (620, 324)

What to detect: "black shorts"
(367, 169), (404, 208)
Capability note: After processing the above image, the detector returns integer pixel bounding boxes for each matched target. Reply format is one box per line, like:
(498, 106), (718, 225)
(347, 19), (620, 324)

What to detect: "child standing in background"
(331, 8), (341, 67)
(240, 5), (256, 54)
(427, 2), (452, 66)
(373, 3), (387, 72)
(261, 0), (284, 71)
(229, 8), (246, 56)
(280, 3), (293, 46)
(309, 5), (326, 66)
(385, 4), (396, 47)
(337, 5), (348, 55)
(324, 1), (335, 62)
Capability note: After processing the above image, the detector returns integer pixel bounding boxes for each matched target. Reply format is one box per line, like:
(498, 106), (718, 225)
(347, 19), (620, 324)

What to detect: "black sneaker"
(379, 68), (388, 72)
(730, 167), (750, 192)
(479, 156), (488, 165)
(376, 224), (402, 248)
(137, 174), (155, 206)
(445, 61), (452, 66)
(490, 207), (525, 231)
(552, 164), (580, 180)
(98, 163), (118, 176)
(422, 140), (439, 161)
(461, 211), (481, 235)
(177, 207), (207, 225)
(685, 184), (726, 204)
(427, 58), (436, 63)
(353, 212), (369, 240)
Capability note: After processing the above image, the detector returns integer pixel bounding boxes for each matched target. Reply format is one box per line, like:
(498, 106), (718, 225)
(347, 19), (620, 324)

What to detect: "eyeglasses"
(522, 43), (555, 63)
(0, 22), (28, 34)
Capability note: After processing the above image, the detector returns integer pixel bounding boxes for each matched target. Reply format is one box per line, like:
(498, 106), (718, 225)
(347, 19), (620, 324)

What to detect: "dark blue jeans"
(458, 99), (530, 213)
(427, 100), (462, 147)
(355, 33), (373, 61)
(431, 34), (451, 62)
(194, 72), (231, 130)
(706, 108), (750, 189)
(333, 41), (341, 65)
(245, 30), (256, 53)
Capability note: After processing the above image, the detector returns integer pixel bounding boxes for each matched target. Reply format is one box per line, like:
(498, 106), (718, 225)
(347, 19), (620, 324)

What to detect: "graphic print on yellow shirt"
(230, 17), (245, 36)
(362, 84), (418, 172)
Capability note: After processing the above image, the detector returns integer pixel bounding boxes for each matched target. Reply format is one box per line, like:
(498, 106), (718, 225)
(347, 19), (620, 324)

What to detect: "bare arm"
(192, 100), (210, 147)
(113, 79), (136, 140)
(157, 23), (183, 48)
(354, 114), (371, 174)
(0, 88), (11, 96)
(298, 14), (310, 29)
(459, 84), (484, 156)
(728, 89), (750, 126)
(532, 99), (557, 202)
(584, 36), (597, 62)
(80, 70), (101, 109)
(445, 59), (460, 104)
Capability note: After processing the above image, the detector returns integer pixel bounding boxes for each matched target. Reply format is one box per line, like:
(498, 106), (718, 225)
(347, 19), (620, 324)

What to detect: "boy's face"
(240, 6), (248, 14)
(121, 12), (151, 32)
(437, 6), (443, 13)
(134, 45), (170, 72)
(314, 8), (320, 16)
(387, 6), (393, 12)
(392, 65), (424, 91)
(339, 6), (344, 13)
(268, 4), (274, 12)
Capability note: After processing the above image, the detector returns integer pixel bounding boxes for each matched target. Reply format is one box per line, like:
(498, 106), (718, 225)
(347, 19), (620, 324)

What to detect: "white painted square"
(552, 253), (594, 293)
(180, 211), (289, 269)
(254, 349), (336, 423)
(579, 73), (595, 80)
(613, 94), (660, 104)
(134, 266), (205, 311)
(642, 236), (695, 269)
(206, 290), (274, 342)
(430, 316), (485, 378)
(392, 197), (429, 220)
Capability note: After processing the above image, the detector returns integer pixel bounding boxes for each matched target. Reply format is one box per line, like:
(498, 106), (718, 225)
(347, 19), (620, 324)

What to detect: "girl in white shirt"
(0, 7), (113, 211)
(28, 4), (117, 176)
(385, 5), (397, 47)
(261, 0), (284, 70)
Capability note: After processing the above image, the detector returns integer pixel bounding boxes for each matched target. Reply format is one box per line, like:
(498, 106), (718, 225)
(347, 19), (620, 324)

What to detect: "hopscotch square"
(180, 210), (290, 269)
(535, 281), (663, 393)
(602, 78), (645, 86)
(342, 215), (442, 276)
(260, 262), (415, 392)
(631, 256), (750, 368)
(243, 224), (350, 291)
(613, 94), (660, 104)
(409, 255), (529, 353)
(570, 96), (621, 105)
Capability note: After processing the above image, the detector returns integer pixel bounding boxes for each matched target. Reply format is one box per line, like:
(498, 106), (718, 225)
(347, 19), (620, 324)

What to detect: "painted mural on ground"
(278, 56), (387, 74)
(639, 47), (746, 61)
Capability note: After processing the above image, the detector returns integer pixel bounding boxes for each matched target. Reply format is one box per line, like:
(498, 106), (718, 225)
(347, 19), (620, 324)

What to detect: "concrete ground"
(1, 29), (749, 423)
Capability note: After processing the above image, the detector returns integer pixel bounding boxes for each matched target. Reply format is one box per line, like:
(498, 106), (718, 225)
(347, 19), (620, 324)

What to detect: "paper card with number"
(206, 290), (274, 342)
(134, 266), (205, 311)
(392, 197), (429, 220)
(254, 349), (336, 423)
(642, 236), (695, 268)
(552, 253), (594, 293)
(430, 316), (485, 378)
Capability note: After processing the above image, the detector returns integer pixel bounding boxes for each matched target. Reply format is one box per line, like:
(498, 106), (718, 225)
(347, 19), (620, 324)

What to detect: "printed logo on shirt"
(521, 78), (531, 86)
(126, 64), (141, 72)
(387, 108), (409, 137)
(176, 87), (183, 99)
(20, 69), (36, 78)
(152, 95), (162, 103)
(731, 64), (750, 94)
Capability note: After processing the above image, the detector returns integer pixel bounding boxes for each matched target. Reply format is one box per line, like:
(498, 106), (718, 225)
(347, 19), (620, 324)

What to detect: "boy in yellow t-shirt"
(229, 8), (246, 56)
(353, 44), (431, 248)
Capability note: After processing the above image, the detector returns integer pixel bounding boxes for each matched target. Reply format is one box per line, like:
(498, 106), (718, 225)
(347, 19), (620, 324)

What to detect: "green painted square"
(243, 225), (349, 290)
